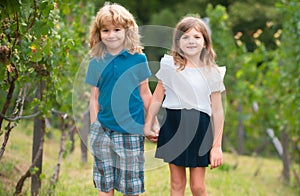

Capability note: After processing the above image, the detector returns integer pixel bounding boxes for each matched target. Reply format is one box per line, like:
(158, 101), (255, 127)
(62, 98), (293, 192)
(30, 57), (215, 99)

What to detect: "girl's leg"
(169, 163), (186, 196)
(189, 167), (207, 196)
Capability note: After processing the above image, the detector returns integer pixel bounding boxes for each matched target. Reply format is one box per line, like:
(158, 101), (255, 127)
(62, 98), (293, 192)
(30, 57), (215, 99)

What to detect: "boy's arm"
(89, 86), (100, 124)
(139, 79), (158, 142)
(210, 91), (224, 169)
(139, 79), (152, 112)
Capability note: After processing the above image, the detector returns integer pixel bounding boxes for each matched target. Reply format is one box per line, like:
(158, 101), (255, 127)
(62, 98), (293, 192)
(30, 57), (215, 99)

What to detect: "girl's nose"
(188, 38), (195, 43)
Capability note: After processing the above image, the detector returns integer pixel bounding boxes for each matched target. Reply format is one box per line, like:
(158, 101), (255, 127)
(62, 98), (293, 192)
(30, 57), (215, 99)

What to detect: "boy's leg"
(90, 123), (115, 193)
(169, 164), (186, 196)
(98, 189), (114, 196)
(113, 132), (145, 195)
(189, 167), (207, 196)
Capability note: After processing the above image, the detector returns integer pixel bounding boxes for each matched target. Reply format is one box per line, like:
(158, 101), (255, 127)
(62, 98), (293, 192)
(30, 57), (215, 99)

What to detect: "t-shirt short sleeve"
(85, 58), (101, 87)
(206, 66), (226, 93)
(137, 53), (151, 82)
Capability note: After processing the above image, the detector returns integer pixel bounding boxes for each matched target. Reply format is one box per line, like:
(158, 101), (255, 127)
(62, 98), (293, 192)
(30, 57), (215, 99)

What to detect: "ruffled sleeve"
(156, 54), (176, 81)
(205, 66), (226, 93)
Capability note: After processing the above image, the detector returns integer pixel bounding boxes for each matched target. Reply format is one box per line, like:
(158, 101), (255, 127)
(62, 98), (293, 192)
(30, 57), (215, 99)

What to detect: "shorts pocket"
(90, 120), (101, 130)
(90, 120), (102, 155)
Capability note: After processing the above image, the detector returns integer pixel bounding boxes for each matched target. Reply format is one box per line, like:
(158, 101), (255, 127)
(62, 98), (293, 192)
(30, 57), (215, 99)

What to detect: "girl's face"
(179, 28), (205, 58)
(100, 24), (125, 55)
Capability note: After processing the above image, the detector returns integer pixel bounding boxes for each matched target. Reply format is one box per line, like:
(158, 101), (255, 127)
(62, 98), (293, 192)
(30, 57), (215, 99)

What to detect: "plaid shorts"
(90, 121), (145, 195)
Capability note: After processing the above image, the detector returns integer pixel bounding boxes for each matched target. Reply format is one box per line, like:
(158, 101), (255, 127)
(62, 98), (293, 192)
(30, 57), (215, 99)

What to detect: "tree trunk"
(31, 115), (45, 195)
(31, 80), (45, 195)
(281, 128), (290, 183)
(237, 104), (244, 154)
(80, 110), (90, 164)
(0, 63), (17, 131)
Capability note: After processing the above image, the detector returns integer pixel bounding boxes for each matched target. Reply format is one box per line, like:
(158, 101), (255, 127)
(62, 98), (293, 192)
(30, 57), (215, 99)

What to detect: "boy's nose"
(108, 31), (115, 37)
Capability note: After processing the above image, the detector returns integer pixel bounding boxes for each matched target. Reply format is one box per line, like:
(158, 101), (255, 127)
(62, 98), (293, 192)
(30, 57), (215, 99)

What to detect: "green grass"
(0, 121), (298, 196)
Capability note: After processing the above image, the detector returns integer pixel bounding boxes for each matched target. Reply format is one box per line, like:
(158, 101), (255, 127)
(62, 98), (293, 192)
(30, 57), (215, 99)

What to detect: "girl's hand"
(152, 116), (160, 133)
(144, 122), (159, 142)
(210, 146), (223, 169)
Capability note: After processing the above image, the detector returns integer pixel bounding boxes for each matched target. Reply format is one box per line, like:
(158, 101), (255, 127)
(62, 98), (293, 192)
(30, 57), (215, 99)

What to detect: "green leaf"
(29, 166), (39, 175)
(39, 173), (46, 180)
(0, 0), (21, 16)
(30, 51), (43, 62)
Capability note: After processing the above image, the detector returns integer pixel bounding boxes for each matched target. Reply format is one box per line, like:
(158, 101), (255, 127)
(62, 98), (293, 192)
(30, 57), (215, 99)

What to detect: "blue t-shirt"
(85, 50), (151, 134)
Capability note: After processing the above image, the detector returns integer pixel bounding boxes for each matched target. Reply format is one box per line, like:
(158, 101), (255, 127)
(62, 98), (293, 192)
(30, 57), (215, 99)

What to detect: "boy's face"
(100, 24), (125, 55)
(179, 28), (205, 58)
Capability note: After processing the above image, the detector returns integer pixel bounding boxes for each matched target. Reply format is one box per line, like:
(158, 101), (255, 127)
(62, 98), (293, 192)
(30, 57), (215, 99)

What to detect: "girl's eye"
(102, 29), (109, 32)
(115, 28), (121, 31)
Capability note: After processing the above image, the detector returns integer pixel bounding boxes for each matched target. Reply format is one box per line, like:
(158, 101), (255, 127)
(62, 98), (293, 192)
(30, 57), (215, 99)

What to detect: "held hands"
(144, 117), (160, 142)
(209, 146), (223, 169)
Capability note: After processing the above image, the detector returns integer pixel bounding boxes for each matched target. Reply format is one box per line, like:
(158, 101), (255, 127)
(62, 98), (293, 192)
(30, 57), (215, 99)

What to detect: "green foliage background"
(0, 0), (299, 194)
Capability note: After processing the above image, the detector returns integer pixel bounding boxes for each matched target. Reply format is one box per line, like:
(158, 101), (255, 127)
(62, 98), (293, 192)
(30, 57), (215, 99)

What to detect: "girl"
(86, 2), (153, 196)
(144, 16), (226, 195)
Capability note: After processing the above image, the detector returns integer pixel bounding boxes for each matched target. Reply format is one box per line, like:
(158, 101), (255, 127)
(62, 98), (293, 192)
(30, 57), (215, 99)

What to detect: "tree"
(228, 0), (282, 51)
(0, 0), (94, 194)
(275, 0), (300, 184)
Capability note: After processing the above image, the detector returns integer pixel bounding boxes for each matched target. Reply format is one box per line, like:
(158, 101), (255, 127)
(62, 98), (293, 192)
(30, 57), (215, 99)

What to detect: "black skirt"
(155, 108), (213, 167)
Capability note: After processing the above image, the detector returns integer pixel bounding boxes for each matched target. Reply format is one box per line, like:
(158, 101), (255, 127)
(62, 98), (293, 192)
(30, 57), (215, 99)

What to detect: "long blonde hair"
(89, 2), (143, 58)
(171, 16), (216, 70)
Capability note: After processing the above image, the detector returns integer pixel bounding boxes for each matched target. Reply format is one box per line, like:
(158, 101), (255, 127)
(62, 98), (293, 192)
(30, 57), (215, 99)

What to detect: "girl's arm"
(210, 91), (224, 169)
(140, 79), (159, 142)
(89, 86), (100, 124)
(143, 81), (165, 142)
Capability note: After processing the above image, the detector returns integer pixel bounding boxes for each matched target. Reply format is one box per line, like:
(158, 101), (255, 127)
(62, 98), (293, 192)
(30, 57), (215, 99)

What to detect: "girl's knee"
(190, 182), (206, 195)
(171, 178), (186, 191)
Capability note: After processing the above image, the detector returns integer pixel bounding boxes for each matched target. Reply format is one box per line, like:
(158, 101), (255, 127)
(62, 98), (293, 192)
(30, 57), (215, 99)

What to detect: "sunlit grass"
(0, 121), (298, 196)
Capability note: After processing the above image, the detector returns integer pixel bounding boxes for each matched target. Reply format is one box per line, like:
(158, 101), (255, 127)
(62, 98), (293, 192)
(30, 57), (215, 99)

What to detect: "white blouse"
(156, 54), (226, 116)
